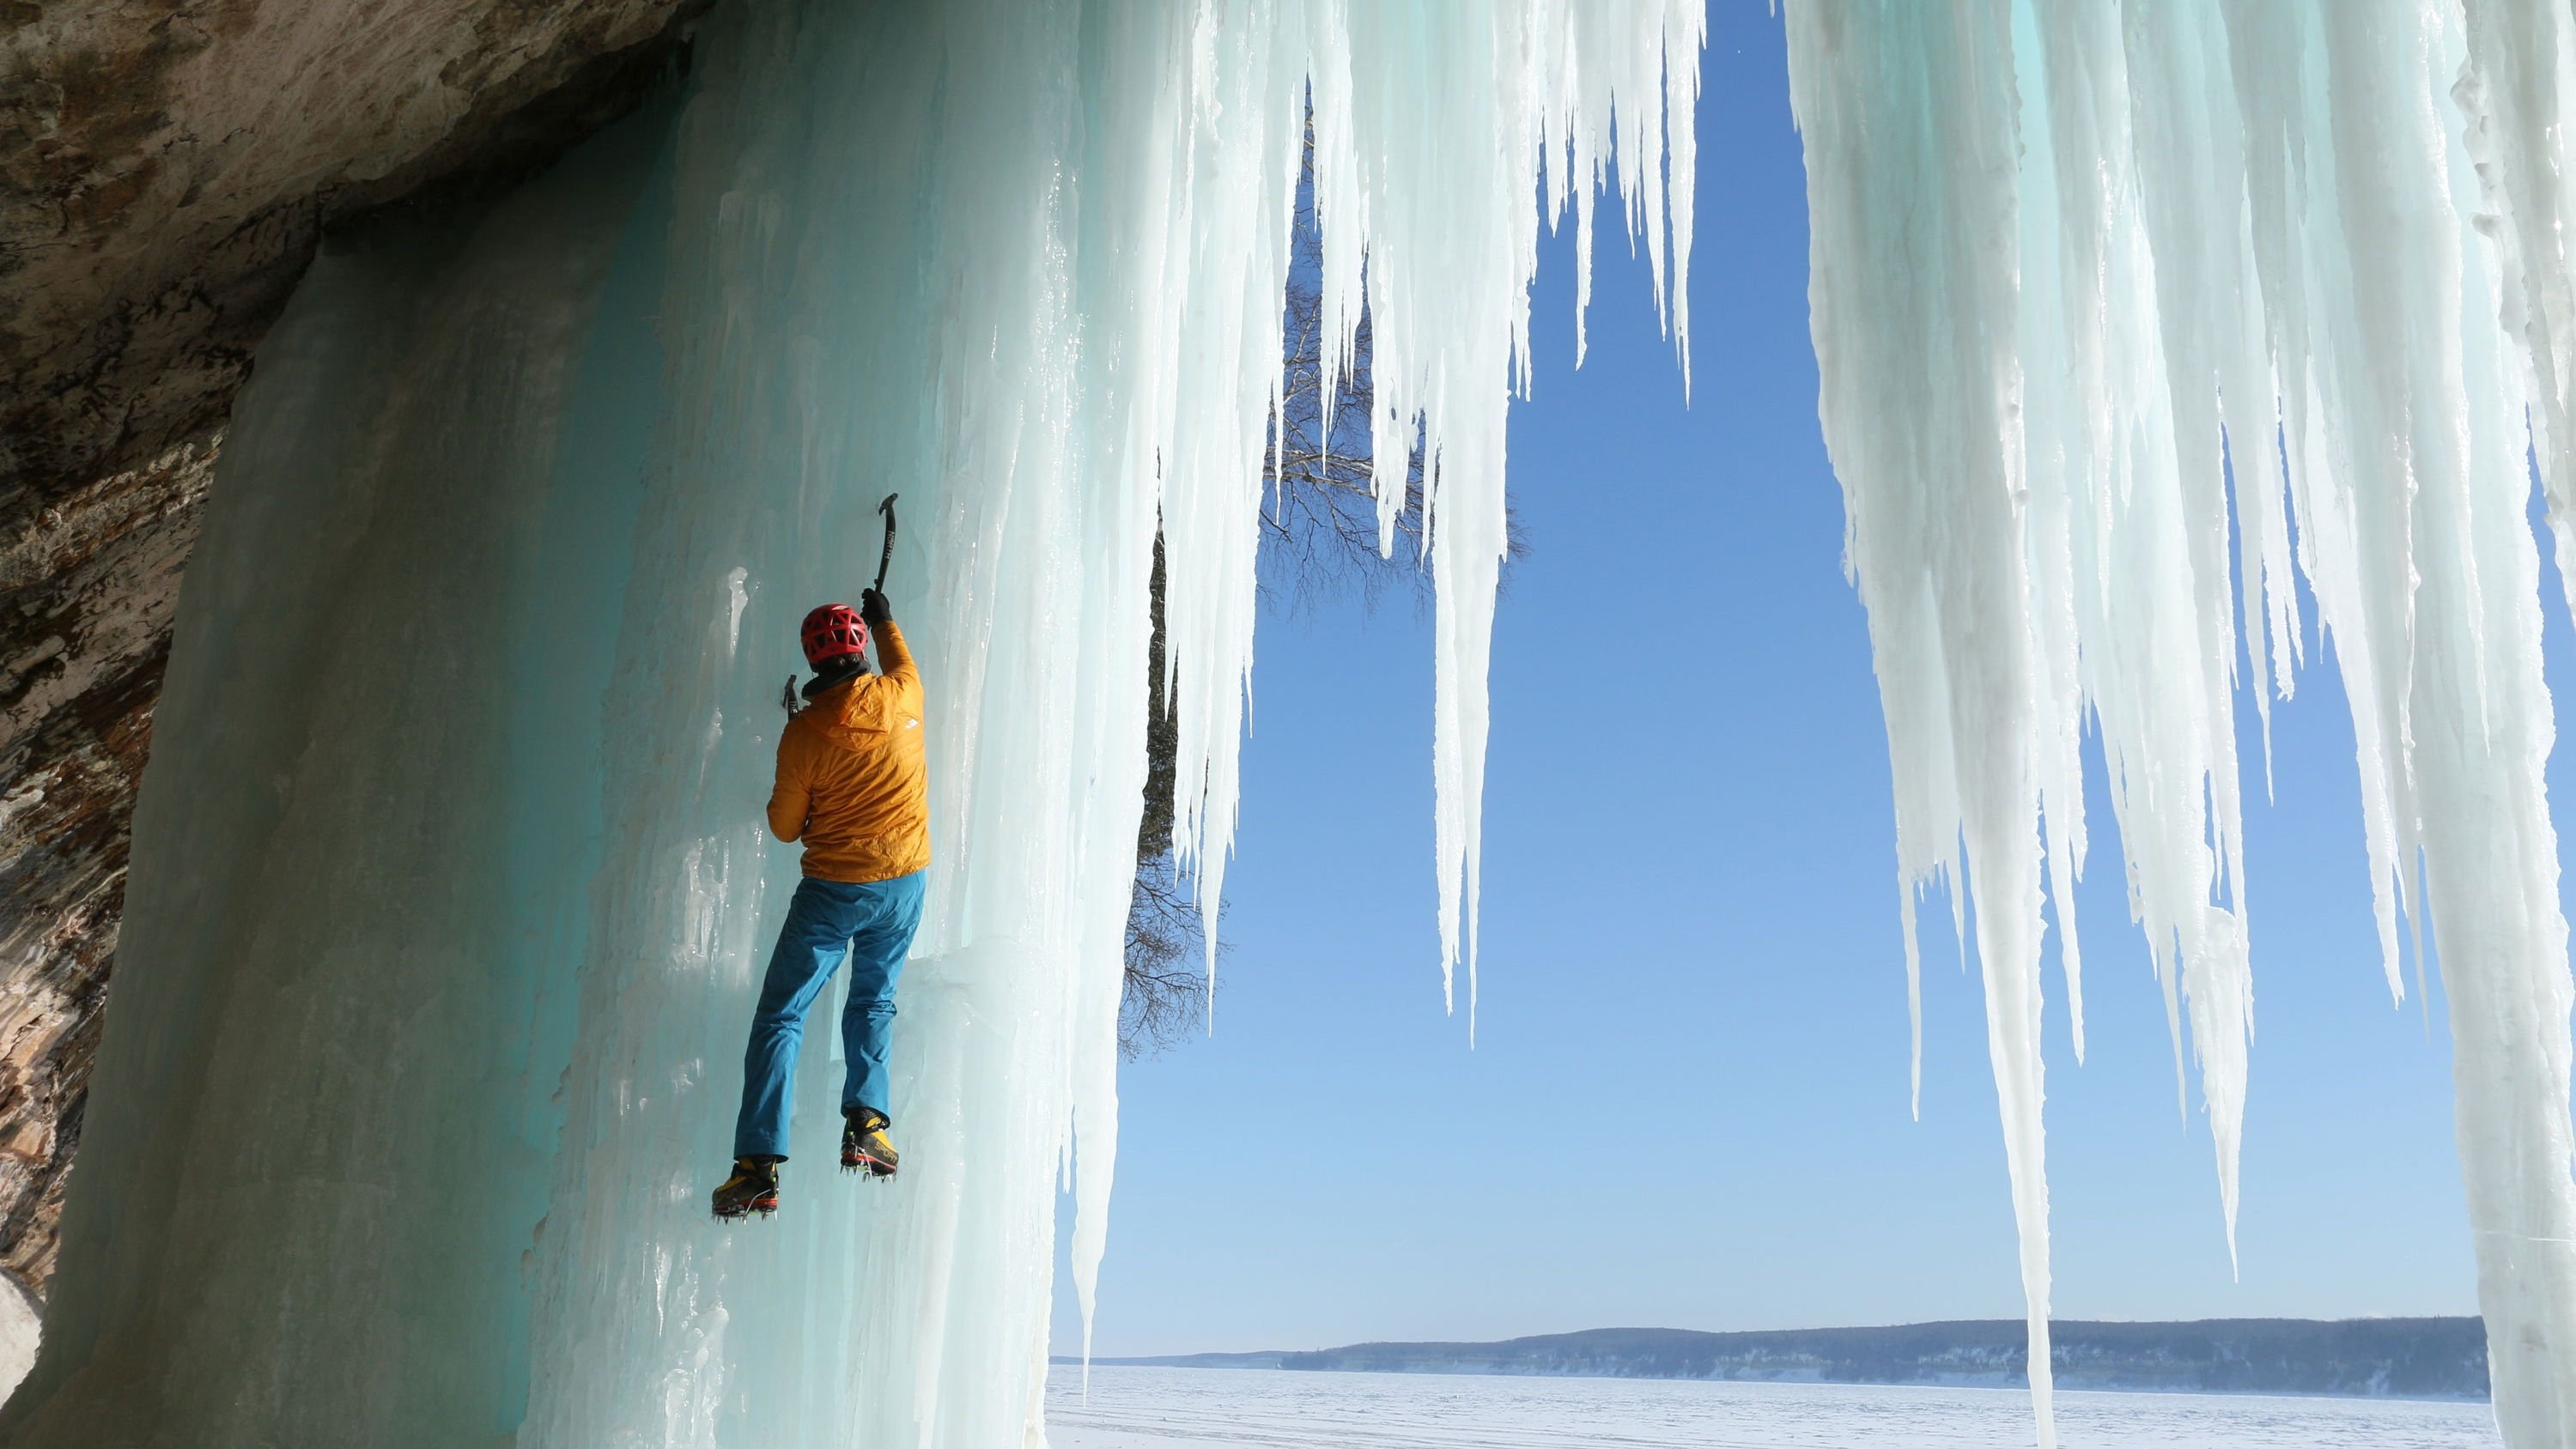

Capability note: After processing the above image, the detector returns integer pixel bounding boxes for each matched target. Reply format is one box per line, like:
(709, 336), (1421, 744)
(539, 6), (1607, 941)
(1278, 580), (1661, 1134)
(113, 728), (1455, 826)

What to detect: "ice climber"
(712, 587), (928, 1221)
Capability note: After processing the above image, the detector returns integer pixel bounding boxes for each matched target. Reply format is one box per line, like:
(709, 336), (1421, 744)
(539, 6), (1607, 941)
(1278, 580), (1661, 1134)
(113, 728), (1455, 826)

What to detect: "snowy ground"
(1044, 1366), (2501, 1448)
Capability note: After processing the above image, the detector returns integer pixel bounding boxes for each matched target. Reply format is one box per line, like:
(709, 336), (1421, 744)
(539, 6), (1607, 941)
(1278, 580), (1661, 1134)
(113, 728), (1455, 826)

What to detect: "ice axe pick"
(872, 493), (900, 594)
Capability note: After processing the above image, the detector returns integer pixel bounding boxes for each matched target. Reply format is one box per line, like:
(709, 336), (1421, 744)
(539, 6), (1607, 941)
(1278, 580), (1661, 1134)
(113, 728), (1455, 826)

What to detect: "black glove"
(860, 588), (892, 630)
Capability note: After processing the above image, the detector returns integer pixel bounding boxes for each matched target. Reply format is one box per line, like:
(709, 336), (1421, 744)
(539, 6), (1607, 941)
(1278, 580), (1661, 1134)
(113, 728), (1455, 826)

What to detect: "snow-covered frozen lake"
(1044, 1366), (2502, 1448)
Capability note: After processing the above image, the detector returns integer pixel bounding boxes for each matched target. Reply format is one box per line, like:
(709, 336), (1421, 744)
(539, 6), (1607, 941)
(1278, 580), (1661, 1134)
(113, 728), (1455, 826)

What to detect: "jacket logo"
(905, 718), (920, 730)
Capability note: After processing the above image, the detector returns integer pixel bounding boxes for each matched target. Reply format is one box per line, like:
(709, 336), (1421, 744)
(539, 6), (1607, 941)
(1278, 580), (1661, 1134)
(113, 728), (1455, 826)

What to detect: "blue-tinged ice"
(0, 3), (1698, 1445)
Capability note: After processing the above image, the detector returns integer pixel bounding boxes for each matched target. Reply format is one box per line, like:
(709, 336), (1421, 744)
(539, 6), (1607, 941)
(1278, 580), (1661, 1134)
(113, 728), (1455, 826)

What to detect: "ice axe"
(784, 493), (902, 718)
(872, 493), (900, 595)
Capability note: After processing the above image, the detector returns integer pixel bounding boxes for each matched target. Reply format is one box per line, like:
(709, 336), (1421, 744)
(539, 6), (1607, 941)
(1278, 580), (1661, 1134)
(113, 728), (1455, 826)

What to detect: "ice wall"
(1786, 3), (2576, 1445)
(0, 3), (1698, 1445)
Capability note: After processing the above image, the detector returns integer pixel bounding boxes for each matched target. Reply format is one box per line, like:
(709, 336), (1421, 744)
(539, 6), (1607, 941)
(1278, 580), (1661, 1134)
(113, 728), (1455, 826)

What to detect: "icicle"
(1789, 2), (2576, 1443)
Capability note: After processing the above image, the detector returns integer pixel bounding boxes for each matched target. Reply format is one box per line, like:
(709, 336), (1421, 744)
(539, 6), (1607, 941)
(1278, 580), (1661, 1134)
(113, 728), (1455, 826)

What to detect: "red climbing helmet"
(800, 603), (869, 666)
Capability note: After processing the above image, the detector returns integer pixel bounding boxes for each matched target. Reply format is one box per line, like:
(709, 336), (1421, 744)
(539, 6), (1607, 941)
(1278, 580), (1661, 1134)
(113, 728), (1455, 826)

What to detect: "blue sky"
(1055, 6), (2521, 1355)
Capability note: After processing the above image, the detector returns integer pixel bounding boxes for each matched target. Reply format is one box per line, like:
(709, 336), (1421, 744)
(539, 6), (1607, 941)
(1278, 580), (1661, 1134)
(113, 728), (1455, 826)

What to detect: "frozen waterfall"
(0, 2), (1697, 1445)
(1787, 2), (2576, 1445)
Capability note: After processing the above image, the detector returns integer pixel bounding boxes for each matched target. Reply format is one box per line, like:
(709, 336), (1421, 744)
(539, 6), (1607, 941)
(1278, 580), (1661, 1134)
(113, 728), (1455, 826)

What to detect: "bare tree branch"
(1120, 122), (1523, 1057)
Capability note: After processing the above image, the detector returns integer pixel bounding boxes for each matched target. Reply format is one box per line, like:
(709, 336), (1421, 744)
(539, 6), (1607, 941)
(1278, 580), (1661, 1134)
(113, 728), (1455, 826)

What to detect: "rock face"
(0, 0), (703, 1300)
(0, 438), (209, 1293)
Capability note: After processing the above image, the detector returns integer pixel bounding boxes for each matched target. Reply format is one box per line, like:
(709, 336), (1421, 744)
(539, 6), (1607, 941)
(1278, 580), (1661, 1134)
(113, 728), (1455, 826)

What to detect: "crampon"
(711, 1157), (781, 1221)
(841, 1108), (899, 1179)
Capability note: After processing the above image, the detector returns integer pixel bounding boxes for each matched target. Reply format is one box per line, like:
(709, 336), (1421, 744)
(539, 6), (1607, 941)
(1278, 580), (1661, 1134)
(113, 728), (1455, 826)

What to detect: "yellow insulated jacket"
(767, 621), (931, 883)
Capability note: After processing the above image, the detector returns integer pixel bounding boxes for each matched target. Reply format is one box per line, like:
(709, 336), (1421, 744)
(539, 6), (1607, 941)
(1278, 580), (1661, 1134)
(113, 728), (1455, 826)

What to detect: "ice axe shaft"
(872, 493), (900, 594)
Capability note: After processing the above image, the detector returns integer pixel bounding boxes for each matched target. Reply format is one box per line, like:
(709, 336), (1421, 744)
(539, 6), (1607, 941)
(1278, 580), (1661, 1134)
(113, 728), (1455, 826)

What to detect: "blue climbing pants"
(732, 872), (926, 1160)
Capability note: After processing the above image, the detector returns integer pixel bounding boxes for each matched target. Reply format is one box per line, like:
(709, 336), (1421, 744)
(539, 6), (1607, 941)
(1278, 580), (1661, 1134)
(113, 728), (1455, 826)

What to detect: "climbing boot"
(711, 1157), (781, 1221)
(842, 1107), (899, 1178)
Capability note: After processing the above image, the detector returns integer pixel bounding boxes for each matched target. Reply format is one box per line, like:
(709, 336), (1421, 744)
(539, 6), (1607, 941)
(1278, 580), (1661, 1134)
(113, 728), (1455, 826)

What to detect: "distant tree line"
(1268, 1319), (2493, 1399)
